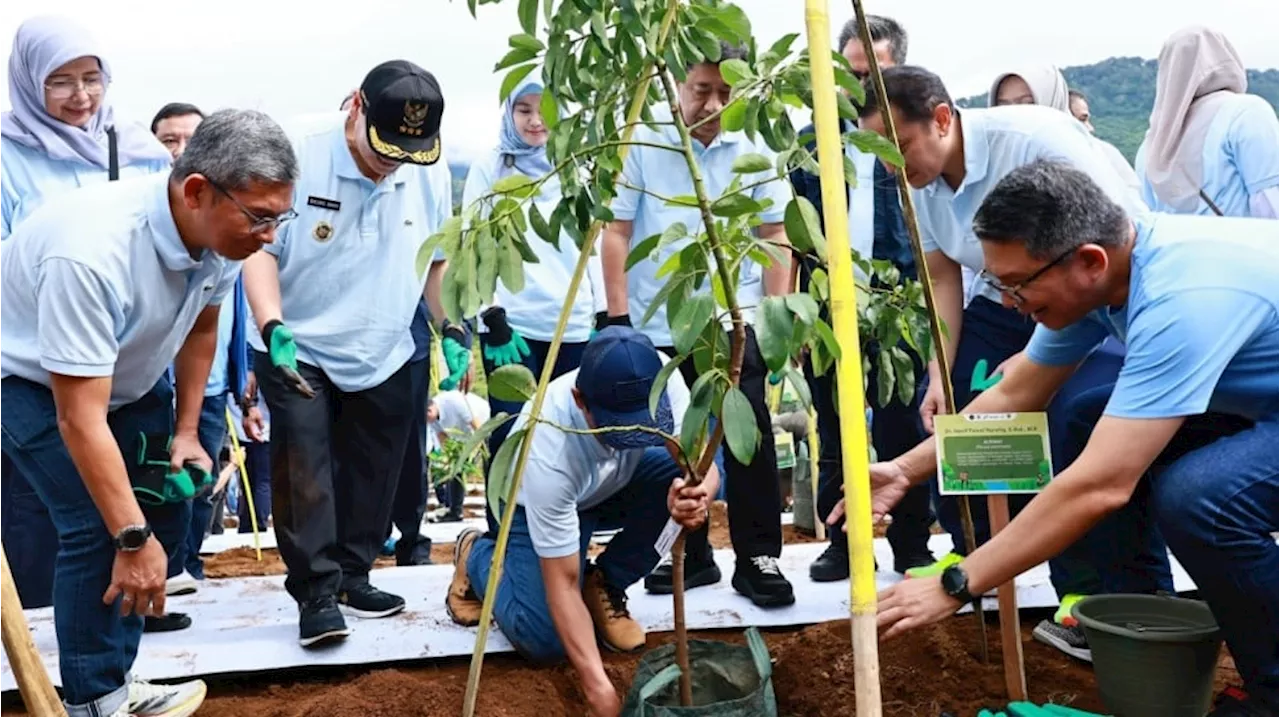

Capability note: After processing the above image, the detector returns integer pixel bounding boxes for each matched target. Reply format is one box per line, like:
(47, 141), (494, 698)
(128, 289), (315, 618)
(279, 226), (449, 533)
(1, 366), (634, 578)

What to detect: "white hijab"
(988, 65), (1071, 112)
(1142, 25), (1247, 210)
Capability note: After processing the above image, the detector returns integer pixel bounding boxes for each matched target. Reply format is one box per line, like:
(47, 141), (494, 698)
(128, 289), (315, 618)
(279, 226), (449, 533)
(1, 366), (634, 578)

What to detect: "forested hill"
(957, 56), (1280, 163)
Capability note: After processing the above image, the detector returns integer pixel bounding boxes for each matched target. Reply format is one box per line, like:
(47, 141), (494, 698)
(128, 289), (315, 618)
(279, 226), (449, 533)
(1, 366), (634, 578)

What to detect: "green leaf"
(708, 4), (751, 41)
(499, 64), (538, 105)
(875, 351), (894, 408)
(691, 29), (721, 64)
(497, 240), (525, 294)
(512, 234), (540, 263)
(832, 60), (863, 100)
(528, 202), (553, 244)
(679, 379), (712, 464)
(510, 32), (543, 53)
(516, 0), (538, 36)
(415, 220), (451, 278)
(719, 59), (752, 86)
(756, 296), (794, 373)
(626, 233), (662, 271)
(836, 92), (858, 122)
(785, 293), (820, 325)
(477, 233), (498, 300)
(591, 11), (607, 43)
(495, 47), (538, 72)
(890, 346), (916, 407)
(843, 155), (859, 188)
(664, 195), (700, 209)
(671, 294), (715, 356)
(731, 152), (772, 174)
(693, 318), (730, 376)
(721, 386), (760, 465)
(539, 91), (560, 131)
(814, 318), (841, 361)
(710, 193), (763, 218)
(783, 196), (826, 261)
(720, 98), (747, 133)
(767, 32), (800, 60)
(441, 259), (462, 324)
(847, 129), (905, 169)
(487, 427), (525, 516)
(492, 173), (538, 198)
(489, 364), (538, 403)
(783, 365), (812, 409)
(649, 357), (684, 428)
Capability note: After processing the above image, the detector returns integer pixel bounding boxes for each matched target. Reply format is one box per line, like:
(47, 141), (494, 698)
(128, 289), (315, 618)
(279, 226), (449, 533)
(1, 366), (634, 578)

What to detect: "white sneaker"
(108, 678), (207, 717)
(165, 571), (199, 596)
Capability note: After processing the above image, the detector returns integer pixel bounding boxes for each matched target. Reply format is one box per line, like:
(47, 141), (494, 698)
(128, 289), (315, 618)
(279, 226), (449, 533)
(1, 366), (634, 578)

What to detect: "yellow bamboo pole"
(224, 407), (261, 561)
(803, 2), (881, 714)
(460, 4), (681, 714)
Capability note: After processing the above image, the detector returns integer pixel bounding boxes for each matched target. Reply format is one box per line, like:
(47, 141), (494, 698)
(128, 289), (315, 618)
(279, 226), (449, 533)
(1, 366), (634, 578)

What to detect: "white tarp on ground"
(1, 535), (1195, 692)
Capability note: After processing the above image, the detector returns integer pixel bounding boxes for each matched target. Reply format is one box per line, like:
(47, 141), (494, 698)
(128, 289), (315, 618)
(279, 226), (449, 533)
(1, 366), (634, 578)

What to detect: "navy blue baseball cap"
(576, 326), (674, 449)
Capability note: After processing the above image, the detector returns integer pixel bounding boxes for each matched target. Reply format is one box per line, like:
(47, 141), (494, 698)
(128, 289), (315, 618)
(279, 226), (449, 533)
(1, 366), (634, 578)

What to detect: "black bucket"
(1072, 594), (1222, 717)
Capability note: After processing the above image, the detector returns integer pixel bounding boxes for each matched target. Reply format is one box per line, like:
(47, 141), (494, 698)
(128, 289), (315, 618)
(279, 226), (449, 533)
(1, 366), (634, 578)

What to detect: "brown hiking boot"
(446, 528), (483, 626)
(582, 565), (644, 652)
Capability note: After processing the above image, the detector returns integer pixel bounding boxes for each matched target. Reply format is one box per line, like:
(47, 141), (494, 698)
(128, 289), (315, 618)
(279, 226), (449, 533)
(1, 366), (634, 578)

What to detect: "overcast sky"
(2, 0), (1277, 164)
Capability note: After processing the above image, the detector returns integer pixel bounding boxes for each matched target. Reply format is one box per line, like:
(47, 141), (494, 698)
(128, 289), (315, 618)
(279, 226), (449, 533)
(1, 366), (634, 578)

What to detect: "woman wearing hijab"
(1, 15), (171, 238)
(989, 65), (1141, 195)
(462, 77), (605, 454)
(1137, 25), (1280, 218)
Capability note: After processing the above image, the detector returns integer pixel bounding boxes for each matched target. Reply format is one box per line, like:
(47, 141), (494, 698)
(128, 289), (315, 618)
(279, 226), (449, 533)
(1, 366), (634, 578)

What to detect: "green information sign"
(934, 412), (1054, 495)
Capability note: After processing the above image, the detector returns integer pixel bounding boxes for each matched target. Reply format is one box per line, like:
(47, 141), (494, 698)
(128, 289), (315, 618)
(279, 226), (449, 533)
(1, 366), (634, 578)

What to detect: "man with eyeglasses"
(855, 65), (1165, 660)
(1, 108), (297, 717)
(242, 59), (459, 648)
(859, 159), (1279, 717)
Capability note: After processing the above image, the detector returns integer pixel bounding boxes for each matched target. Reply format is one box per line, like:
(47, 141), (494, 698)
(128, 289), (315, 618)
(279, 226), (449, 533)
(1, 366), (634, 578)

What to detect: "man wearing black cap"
(243, 59), (468, 647)
(446, 327), (719, 716)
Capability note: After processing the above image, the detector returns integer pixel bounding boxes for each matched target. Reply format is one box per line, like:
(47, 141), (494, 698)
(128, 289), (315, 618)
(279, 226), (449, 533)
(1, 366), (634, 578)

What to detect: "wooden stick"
(802, 2), (882, 715)
(0, 548), (67, 717)
(986, 495), (1027, 700)
(846, 0), (990, 663)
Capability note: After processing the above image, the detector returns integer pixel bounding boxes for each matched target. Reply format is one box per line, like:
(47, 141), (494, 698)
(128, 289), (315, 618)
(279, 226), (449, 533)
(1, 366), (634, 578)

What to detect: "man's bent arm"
(759, 222), (793, 297)
(243, 251), (283, 332)
(961, 415), (1185, 595)
(173, 305), (219, 437)
(425, 259), (448, 329)
(924, 251), (965, 385)
(895, 357), (1080, 482)
(50, 374), (146, 535)
(541, 554), (612, 692)
(601, 220), (633, 317)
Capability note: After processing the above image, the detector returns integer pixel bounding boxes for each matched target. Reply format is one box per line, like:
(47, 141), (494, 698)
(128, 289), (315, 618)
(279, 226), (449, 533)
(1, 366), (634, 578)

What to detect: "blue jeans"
(467, 446), (678, 662)
(170, 394), (228, 580)
(1122, 416), (1278, 706)
(1, 451), (59, 608)
(237, 441), (272, 533)
(0, 377), (190, 715)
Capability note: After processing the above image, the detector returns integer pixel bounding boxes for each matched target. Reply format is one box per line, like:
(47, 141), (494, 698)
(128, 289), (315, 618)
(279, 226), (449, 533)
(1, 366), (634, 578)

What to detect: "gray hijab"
(0, 15), (170, 169)
(988, 66), (1071, 112)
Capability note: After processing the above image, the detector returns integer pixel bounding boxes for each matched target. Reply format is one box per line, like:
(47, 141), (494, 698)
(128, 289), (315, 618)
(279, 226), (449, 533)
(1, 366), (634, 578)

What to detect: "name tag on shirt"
(306, 196), (341, 211)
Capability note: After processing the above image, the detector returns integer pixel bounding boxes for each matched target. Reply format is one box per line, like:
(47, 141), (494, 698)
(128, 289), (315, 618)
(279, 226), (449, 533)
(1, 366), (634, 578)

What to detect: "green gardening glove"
(439, 321), (471, 391)
(262, 320), (316, 398)
(1006, 703), (1109, 717)
(480, 307), (531, 368)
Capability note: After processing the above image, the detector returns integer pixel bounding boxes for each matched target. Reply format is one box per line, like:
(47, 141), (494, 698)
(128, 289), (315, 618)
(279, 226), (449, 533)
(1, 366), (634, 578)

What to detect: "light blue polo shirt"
(1027, 213), (1278, 422)
(1, 174), (240, 408)
(463, 151), (597, 343)
(1135, 93), (1280, 217)
(247, 118), (451, 392)
(1, 135), (170, 240)
(613, 111), (791, 347)
(914, 105), (1148, 304)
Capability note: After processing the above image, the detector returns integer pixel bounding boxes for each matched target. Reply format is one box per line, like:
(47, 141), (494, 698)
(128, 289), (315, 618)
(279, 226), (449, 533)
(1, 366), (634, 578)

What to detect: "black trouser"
(660, 325), (782, 562)
(805, 343), (934, 563)
(388, 357), (432, 564)
(254, 352), (417, 603)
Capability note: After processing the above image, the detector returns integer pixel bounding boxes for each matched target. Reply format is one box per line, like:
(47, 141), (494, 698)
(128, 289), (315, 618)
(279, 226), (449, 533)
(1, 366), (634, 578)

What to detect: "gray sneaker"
(1033, 619), (1092, 662)
(109, 678), (206, 717)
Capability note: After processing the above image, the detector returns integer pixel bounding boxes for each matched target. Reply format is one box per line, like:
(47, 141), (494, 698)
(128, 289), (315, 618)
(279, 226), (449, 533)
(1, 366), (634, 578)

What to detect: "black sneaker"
(1032, 619), (1092, 662)
(642, 554), (722, 594)
(732, 556), (795, 607)
(891, 549), (935, 575)
(338, 582), (407, 618)
(1209, 687), (1277, 716)
(143, 612), (192, 633)
(809, 543), (850, 582)
(298, 596), (351, 648)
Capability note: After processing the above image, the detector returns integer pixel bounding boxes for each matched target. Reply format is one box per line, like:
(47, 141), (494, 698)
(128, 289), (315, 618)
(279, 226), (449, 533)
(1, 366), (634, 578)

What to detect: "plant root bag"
(622, 628), (777, 717)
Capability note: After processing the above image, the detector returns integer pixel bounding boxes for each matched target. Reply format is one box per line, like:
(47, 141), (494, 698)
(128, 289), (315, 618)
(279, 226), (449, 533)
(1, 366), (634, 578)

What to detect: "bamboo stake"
(460, 4), (682, 714)
(1, 549), (67, 717)
(847, 0), (990, 662)
(802, 2), (881, 714)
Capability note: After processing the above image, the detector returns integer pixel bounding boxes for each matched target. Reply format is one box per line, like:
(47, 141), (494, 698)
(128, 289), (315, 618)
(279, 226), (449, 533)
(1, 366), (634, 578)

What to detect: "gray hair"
(171, 109), (298, 190)
(972, 159), (1129, 260)
(838, 14), (908, 65)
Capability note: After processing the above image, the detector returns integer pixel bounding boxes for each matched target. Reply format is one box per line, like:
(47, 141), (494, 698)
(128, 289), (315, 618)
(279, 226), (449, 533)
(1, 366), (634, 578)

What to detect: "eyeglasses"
(208, 179), (297, 233)
(44, 76), (107, 100)
(979, 246), (1076, 306)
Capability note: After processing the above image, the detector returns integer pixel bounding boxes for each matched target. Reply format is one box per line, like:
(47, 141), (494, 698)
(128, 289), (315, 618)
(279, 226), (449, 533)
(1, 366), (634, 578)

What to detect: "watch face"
(119, 527), (148, 550)
(941, 565), (965, 595)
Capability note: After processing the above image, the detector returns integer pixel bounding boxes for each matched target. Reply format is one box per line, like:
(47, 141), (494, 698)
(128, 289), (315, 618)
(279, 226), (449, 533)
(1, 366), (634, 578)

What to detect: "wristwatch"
(113, 524), (153, 552)
(940, 563), (974, 604)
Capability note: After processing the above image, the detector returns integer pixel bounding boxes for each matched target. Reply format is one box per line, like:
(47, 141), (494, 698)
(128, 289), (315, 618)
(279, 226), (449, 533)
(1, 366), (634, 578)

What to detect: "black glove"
(594, 311), (609, 333)
(605, 314), (633, 329)
(480, 307), (514, 346)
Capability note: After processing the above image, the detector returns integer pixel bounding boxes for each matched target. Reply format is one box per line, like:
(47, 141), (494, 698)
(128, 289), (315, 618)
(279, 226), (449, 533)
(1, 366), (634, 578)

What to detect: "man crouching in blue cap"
(447, 326), (719, 715)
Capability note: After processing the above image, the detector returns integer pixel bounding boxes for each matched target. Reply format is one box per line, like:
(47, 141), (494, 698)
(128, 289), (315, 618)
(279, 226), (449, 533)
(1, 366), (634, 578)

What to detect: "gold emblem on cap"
(401, 101), (429, 136)
(313, 220), (334, 242)
(369, 125), (441, 165)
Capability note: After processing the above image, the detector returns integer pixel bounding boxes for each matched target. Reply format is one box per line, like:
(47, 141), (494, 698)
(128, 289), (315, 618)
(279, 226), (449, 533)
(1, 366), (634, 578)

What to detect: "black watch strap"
(113, 524), (153, 552)
(941, 564), (974, 604)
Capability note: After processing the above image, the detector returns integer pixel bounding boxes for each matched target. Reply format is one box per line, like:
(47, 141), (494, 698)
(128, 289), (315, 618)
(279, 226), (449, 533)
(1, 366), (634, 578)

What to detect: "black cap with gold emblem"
(359, 60), (444, 165)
